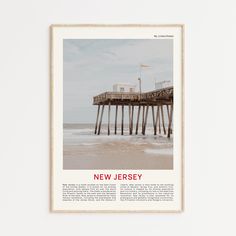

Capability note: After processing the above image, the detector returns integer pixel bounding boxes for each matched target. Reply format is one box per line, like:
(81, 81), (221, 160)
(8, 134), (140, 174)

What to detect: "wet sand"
(64, 141), (173, 170)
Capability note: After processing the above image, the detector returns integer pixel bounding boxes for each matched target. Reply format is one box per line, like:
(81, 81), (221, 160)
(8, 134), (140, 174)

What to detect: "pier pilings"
(93, 87), (173, 138)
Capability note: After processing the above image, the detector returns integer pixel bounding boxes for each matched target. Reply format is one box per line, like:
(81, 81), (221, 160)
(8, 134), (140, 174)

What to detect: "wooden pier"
(93, 87), (173, 138)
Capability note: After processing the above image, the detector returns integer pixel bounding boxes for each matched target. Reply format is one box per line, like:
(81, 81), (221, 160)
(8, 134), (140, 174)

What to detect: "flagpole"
(138, 65), (142, 100)
(138, 64), (150, 100)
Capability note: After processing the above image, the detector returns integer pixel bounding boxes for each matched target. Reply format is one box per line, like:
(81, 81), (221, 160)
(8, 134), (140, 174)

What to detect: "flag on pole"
(140, 64), (150, 68)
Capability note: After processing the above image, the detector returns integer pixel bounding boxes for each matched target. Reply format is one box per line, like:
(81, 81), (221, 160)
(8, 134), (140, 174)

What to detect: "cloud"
(63, 39), (173, 123)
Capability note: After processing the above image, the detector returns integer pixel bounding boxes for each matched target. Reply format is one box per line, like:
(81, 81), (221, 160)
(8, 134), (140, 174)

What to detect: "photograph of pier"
(63, 39), (173, 169)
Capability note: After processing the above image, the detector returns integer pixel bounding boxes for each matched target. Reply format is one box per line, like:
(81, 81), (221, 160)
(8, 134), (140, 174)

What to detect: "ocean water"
(63, 123), (173, 170)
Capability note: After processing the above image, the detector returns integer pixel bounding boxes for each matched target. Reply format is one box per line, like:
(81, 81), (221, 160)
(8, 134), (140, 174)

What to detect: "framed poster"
(50, 24), (184, 212)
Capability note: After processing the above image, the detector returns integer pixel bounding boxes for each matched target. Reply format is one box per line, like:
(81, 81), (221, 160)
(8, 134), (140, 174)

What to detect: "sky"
(63, 39), (173, 123)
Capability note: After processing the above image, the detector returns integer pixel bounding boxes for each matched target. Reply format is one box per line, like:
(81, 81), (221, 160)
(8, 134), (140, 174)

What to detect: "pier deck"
(93, 87), (173, 105)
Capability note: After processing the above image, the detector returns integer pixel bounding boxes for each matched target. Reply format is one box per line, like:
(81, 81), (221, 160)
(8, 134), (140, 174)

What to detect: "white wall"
(113, 84), (136, 92)
(0, 0), (236, 235)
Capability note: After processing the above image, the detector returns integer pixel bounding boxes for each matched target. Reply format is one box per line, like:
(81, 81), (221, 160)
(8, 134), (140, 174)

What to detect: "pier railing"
(141, 86), (173, 100)
(93, 92), (140, 104)
(93, 87), (173, 105)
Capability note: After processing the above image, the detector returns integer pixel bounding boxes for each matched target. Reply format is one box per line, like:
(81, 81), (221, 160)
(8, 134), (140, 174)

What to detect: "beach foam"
(144, 148), (173, 155)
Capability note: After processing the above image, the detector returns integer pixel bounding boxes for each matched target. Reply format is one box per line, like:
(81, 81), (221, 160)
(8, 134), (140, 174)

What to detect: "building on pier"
(155, 80), (172, 90)
(113, 83), (136, 93)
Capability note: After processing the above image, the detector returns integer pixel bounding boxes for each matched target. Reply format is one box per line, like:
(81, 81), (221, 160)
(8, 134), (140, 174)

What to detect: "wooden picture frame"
(50, 24), (184, 213)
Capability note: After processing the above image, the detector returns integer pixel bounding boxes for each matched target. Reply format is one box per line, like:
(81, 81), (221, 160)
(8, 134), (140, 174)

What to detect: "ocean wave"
(63, 126), (173, 147)
(80, 142), (100, 146)
(151, 143), (173, 147)
(144, 148), (173, 155)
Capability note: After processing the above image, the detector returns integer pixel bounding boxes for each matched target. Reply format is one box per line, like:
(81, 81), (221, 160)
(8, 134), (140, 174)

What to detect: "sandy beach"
(63, 124), (173, 170)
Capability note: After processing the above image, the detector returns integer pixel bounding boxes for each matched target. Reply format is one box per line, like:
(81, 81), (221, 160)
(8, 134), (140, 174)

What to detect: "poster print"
(51, 25), (184, 212)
